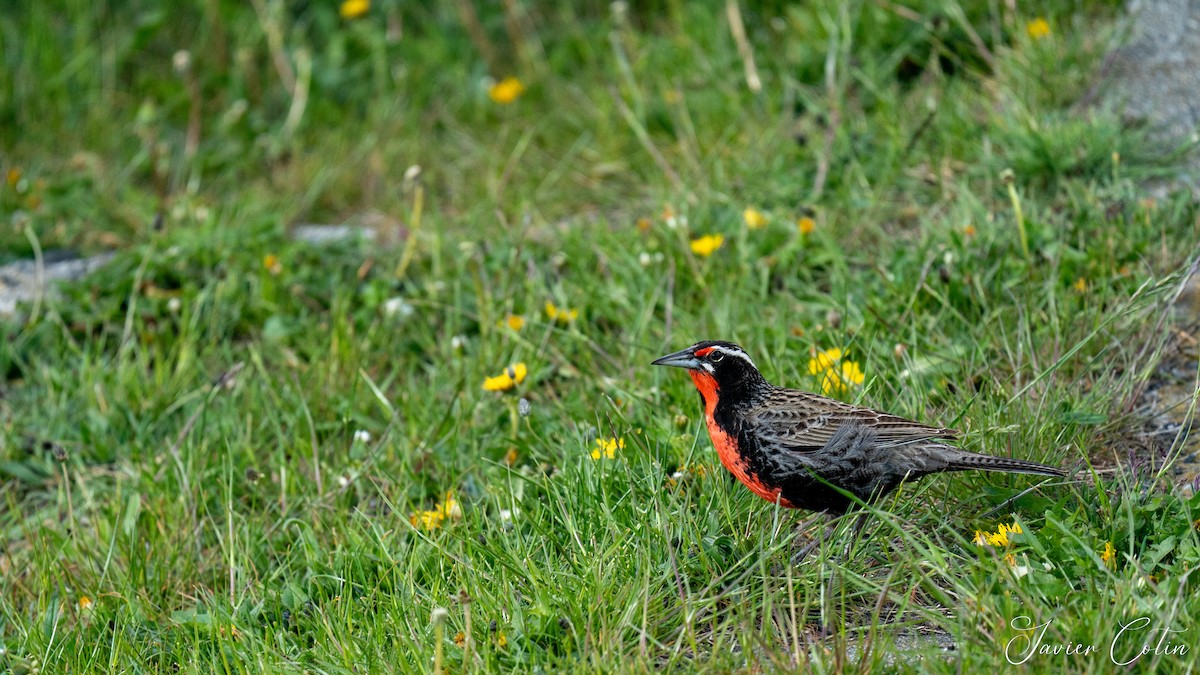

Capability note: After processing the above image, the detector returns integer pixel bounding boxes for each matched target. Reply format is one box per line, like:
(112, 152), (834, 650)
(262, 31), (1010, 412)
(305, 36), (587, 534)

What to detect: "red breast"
(688, 369), (795, 507)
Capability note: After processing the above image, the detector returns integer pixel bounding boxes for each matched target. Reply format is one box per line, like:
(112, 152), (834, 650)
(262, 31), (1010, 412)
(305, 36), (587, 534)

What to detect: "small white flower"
(167, 297), (182, 313)
(337, 474), (351, 488)
(518, 398), (531, 417)
(638, 251), (664, 267)
(404, 165), (422, 181)
(383, 297), (414, 319)
(1012, 565), (1031, 579)
(353, 430), (371, 443)
(450, 335), (467, 350)
(172, 50), (191, 74)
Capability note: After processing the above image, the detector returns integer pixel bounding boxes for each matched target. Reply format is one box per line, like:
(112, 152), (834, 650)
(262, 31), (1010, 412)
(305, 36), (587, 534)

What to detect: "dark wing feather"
(745, 388), (957, 452)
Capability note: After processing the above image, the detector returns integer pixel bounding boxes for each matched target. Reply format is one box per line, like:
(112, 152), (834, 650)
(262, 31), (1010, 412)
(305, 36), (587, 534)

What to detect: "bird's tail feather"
(939, 448), (1064, 477)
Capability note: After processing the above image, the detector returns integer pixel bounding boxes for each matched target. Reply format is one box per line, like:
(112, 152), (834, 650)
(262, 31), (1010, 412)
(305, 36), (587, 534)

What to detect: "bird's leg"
(791, 512), (836, 564)
(839, 510), (872, 561)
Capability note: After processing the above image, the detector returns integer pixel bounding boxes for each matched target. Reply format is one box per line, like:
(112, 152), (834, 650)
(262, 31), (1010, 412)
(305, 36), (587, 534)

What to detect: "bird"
(652, 340), (1064, 516)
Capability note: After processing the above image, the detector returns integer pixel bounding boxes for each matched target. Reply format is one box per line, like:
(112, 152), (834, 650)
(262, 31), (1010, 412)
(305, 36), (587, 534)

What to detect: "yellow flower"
(797, 216), (816, 235)
(1026, 17), (1050, 40)
(1004, 552), (1017, 567)
(263, 254), (282, 276)
(806, 348), (864, 394)
(1072, 277), (1087, 293)
(408, 492), (461, 530)
(807, 348), (842, 374)
(743, 208), (767, 229)
(501, 314), (525, 331)
(973, 522), (1023, 548)
(488, 77), (525, 105)
(496, 631), (508, 648)
(819, 361), (864, 395)
(340, 0), (369, 19)
(963, 223), (977, 237)
(78, 596), (94, 611)
(5, 167), (21, 187)
(544, 301), (578, 324)
(454, 631), (466, 646)
(590, 437), (625, 460)
(636, 216), (652, 232)
(1101, 541), (1116, 566)
(689, 234), (724, 257)
(482, 363), (528, 392)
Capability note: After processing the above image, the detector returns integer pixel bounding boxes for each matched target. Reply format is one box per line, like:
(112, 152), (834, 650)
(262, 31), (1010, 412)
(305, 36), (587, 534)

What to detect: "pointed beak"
(651, 347), (700, 370)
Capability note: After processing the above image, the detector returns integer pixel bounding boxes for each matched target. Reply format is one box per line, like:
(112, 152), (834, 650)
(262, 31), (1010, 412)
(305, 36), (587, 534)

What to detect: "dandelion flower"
(6, 168), (21, 188)
(963, 223), (977, 237)
(590, 437), (625, 460)
(482, 363), (528, 392)
(1026, 17), (1050, 39)
(488, 77), (525, 104)
(1072, 277), (1087, 293)
(973, 522), (1023, 548)
(820, 362), (864, 395)
(807, 348), (842, 374)
(690, 234), (724, 257)
(1101, 541), (1116, 566)
(797, 216), (816, 235)
(544, 301), (578, 324)
(501, 314), (525, 331)
(78, 596), (94, 611)
(805, 348), (864, 395)
(263, 254), (282, 276)
(743, 208), (767, 229)
(408, 492), (461, 530)
(340, 0), (369, 19)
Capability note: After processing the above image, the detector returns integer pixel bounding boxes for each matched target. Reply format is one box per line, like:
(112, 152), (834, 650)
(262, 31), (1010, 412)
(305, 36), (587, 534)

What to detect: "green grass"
(2, 1), (1199, 672)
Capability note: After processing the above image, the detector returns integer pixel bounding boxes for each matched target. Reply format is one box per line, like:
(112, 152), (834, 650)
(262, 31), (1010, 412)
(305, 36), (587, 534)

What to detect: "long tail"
(923, 445), (1065, 478)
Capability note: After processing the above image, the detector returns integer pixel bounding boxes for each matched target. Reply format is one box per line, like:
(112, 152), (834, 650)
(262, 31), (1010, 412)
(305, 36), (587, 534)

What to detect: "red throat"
(688, 369), (793, 507)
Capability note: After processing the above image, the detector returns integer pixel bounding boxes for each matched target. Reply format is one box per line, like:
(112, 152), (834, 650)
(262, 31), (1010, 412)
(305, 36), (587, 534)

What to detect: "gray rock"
(0, 253), (115, 316)
(1085, 0), (1200, 185)
(291, 224), (378, 245)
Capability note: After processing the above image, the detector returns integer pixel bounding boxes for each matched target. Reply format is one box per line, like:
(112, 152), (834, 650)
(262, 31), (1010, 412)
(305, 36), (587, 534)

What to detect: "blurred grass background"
(3, 0), (1200, 672)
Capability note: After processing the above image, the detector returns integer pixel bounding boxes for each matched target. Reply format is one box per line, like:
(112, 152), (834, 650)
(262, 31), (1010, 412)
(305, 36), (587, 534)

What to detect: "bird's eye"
(709, 351), (724, 363)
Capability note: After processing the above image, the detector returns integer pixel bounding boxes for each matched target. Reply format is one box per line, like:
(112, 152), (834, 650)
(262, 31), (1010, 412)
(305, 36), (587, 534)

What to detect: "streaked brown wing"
(745, 389), (957, 452)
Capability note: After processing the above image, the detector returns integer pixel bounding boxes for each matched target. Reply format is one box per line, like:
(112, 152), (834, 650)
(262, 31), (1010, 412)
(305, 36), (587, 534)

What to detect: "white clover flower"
(383, 297), (414, 319)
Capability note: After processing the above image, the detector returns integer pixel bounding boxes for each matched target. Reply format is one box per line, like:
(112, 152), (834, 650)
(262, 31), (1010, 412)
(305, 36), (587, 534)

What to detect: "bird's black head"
(651, 340), (768, 400)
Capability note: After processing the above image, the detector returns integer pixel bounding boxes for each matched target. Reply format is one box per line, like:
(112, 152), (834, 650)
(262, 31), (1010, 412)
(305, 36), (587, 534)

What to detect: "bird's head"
(652, 340), (766, 403)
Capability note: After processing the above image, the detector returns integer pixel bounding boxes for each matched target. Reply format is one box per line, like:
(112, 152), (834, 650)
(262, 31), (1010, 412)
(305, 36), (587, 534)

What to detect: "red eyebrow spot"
(694, 346), (714, 357)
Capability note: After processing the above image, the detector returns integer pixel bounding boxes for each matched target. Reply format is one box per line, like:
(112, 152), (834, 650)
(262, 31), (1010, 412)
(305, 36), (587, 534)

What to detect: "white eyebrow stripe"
(709, 345), (756, 369)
